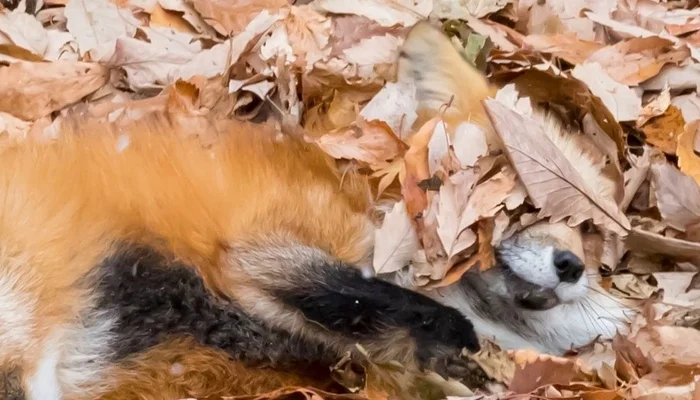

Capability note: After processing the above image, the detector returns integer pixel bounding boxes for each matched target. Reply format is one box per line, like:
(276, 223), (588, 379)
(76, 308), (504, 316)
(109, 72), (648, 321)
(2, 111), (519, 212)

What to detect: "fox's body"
(0, 116), (479, 399)
(0, 21), (634, 400)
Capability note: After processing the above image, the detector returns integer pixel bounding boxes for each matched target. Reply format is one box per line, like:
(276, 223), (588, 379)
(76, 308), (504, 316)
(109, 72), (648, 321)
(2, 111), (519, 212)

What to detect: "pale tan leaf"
(312, 0), (423, 28)
(372, 200), (419, 275)
(360, 80), (417, 138)
(637, 86), (671, 127)
(283, 6), (332, 73)
(673, 93), (700, 123)
(106, 28), (201, 91)
(189, 0), (288, 36)
(457, 166), (518, 235)
(315, 119), (406, 166)
(0, 8), (48, 56)
(158, 0), (218, 37)
(436, 169), (479, 257)
(678, 120), (700, 186)
(65, 0), (142, 58)
(622, 146), (652, 211)
(626, 228), (700, 259)
(171, 11), (285, 81)
(431, 0), (509, 19)
(483, 99), (631, 237)
(650, 157), (700, 232)
(571, 62), (642, 122)
(524, 33), (604, 65)
(342, 33), (402, 69)
(585, 37), (689, 86)
(0, 61), (109, 121)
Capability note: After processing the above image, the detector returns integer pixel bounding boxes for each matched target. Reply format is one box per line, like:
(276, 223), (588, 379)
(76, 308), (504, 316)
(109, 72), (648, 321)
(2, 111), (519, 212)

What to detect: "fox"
(394, 21), (635, 355)
(0, 115), (481, 400)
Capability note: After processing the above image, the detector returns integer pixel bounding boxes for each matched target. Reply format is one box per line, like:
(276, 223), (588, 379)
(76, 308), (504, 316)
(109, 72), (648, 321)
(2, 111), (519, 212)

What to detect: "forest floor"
(1, 0), (700, 399)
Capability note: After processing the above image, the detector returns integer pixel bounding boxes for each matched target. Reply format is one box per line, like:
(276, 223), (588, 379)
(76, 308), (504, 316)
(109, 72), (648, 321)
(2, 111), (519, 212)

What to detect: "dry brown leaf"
(678, 120), (700, 186)
(360, 81), (417, 137)
(64, 0), (142, 59)
(158, 0), (219, 37)
(283, 6), (332, 73)
(585, 37), (690, 86)
(431, 0), (509, 19)
(623, 146), (653, 211)
(626, 228), (700, 260)
(402, 116), (439, 221)
(372, 200), (419, 275)
(673, 93), (700, 123)
(311, 0), (423, 28)
(0, 61), (109, 121)
(435, 169), (479, 260)
(649, 158), (700, 233)
(0, 8), (48, 56)
(637, 87), (671, 127)
(484, 99), (631, 237)
(641, 105), (686, 155)
(523, 33), (604, 65)
(189, 0), (288, 37)
(315, 118), (406, 166)
(572, 63), (642, 123)
(149, 4), (199, 34)
(509, 350), (593, 394)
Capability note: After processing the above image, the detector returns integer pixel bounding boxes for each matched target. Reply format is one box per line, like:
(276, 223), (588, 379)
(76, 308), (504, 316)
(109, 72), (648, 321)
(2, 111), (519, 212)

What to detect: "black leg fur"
(94, 246), (333, 370)
(276, 260), (480, 372)
(94, 244), (480, 380)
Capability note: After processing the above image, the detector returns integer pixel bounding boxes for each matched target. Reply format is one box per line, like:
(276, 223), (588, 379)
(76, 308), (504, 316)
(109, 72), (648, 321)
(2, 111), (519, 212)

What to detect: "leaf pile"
(2, 0), (700, 399)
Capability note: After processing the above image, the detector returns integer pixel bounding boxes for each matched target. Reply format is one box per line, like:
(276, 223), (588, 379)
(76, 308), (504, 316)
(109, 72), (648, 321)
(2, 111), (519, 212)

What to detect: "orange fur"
(95, 337), (338, 400)
(0, 114), (375, 398)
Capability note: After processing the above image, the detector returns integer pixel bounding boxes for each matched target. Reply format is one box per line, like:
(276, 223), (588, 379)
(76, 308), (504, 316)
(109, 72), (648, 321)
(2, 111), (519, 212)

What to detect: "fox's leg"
(96, 336), (339, 400)
(220, 235), (481, 376)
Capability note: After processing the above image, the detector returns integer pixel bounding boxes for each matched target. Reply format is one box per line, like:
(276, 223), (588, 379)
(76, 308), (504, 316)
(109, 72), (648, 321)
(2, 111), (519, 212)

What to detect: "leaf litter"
(2, 0), (700, 399)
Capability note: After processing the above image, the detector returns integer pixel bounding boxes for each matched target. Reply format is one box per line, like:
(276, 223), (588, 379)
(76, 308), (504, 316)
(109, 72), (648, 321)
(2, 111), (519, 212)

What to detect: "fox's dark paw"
(406, 304), (480, 378)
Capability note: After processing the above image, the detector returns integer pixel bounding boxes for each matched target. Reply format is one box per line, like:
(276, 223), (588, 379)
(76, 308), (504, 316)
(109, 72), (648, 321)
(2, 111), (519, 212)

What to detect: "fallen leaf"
(626, 228), (700, 260)
(640, 105), (686, 155)
(360, 80), (417, 137)
(649, 158), (700, 233)
(585, 37), (689, 86)
(312, 0), (423, 28)
(678, 120), (700, 186)
(315, 118), (406, 165)
(483, 99), (631, 237)
(373, 200), (419, 275)
(509, 350), (592, 394)
(622, 146), (652, 211)
(0, 8), (48, 56)
(571, 62), (643, 122)
(65, 0), (142, 58)
(637, 86), (671, 127)
(672, 93), (700, 123)
(0, 61), (109, 120)
(431, 0), (509, 19)
(189, 0), (288, 36)
(524, 33), (604, 65)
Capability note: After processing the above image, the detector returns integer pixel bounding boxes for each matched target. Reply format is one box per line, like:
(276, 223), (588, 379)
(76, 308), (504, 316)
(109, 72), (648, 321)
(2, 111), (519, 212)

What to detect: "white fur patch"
(26, 310), (116, 399)
(0, 271), (35, 354)
(26, 333), (62, 400)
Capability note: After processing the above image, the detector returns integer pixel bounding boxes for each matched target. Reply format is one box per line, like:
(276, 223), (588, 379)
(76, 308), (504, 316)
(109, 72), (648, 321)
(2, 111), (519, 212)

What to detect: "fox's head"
(396, 21), (616, 313)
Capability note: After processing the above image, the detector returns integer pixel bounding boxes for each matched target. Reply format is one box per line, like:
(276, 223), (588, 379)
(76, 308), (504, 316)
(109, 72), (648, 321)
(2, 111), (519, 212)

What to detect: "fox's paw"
(405, 304), (481, 378)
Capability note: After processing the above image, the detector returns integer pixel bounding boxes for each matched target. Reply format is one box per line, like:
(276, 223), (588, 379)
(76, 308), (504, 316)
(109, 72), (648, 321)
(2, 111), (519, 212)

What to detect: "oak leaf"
(0, 61), (109, 121)
(483, 99), (631, 237)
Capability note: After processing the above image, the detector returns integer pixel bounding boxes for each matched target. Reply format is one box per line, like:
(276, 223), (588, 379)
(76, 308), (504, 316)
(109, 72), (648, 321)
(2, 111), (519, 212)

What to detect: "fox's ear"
(397, 21), (496, 128)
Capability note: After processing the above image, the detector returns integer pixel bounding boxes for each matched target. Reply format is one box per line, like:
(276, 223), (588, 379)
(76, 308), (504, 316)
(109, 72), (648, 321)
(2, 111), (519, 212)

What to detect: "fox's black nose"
(553, 250), (585, 283)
